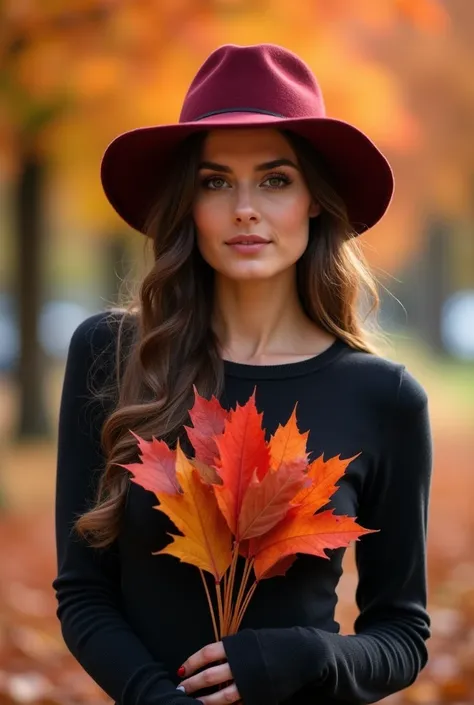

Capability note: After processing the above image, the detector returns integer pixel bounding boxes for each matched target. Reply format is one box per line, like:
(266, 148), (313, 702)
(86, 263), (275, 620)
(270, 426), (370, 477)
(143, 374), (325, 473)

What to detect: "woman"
(53, 44), (432, 705)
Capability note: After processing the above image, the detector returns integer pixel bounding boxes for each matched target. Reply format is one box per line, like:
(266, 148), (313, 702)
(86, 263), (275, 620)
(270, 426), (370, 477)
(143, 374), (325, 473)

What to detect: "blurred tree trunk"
(15, 150), (50, 439)
(419, 217), (452, 353)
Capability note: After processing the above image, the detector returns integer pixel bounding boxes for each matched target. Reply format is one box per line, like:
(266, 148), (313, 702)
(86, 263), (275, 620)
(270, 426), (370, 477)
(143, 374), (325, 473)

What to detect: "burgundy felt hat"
(100, 43), (394, 236)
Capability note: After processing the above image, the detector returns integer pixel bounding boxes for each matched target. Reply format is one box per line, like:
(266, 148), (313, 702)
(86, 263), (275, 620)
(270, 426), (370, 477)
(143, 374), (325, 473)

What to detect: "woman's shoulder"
(68, 309), (136, 359)
(65, 310), (138, 390)
(339, 343), (428, 415)
(64, 310), (138, 406)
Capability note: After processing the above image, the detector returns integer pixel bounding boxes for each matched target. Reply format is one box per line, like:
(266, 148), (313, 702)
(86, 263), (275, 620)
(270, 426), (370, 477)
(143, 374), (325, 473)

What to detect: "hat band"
(192, 107), (285, 121)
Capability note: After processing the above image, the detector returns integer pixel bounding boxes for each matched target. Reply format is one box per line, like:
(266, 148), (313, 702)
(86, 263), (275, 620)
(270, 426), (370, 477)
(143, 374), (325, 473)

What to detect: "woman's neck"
(212, 271), (334, 364)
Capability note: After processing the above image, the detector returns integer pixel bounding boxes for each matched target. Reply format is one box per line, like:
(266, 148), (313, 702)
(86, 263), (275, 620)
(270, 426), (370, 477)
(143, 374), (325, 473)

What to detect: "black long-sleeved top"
(53, 312), (432, 705)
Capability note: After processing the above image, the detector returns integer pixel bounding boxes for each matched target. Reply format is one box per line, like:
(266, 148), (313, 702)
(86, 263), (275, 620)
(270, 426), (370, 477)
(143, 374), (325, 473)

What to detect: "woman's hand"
(177, 641), (241, 704)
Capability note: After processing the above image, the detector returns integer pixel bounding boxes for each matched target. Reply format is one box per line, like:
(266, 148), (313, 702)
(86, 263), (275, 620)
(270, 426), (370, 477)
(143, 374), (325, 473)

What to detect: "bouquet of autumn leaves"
(122, 388), (374, 640)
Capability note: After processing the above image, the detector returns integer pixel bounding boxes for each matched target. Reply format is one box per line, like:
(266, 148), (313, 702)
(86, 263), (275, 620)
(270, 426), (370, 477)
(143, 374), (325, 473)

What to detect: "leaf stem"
(199, 569), (218, 642)
(216, 579), (224, 638)
(229, 557), (254, 634)
(234, 580), (258, 632)
(223, 543), (239, 635)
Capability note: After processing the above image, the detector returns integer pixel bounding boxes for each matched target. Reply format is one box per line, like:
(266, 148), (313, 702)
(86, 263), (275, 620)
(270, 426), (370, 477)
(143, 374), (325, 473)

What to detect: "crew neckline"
(222, 337), (348, 380)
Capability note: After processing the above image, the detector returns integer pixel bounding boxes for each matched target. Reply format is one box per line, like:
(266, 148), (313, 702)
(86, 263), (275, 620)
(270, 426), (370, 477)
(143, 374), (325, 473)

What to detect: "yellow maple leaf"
(154, 441), (232, 581)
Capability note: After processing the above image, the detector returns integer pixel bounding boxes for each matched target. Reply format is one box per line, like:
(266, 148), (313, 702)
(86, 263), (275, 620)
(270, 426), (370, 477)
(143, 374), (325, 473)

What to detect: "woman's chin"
(220, 264), (280, 281)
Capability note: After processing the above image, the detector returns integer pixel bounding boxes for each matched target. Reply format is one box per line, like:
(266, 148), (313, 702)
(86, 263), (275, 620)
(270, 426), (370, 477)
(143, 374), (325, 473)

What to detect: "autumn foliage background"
(0, 1), (473, 704)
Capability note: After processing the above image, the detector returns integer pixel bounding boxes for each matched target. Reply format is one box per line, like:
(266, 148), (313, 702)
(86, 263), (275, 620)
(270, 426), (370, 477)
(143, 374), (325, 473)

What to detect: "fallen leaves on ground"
(0, 511), (112, 705)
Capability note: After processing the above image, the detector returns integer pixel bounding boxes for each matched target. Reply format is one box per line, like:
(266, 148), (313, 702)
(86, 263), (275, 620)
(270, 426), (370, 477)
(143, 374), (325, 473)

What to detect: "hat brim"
(100, 112), (394, 235)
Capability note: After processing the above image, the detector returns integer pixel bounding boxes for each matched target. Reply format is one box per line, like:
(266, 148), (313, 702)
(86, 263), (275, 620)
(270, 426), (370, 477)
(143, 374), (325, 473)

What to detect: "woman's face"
(192, 128), (320, 281)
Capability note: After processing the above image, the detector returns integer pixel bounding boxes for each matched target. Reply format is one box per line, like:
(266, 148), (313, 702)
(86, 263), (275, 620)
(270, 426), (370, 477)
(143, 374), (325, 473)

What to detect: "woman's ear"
(309, 201), (322, 218)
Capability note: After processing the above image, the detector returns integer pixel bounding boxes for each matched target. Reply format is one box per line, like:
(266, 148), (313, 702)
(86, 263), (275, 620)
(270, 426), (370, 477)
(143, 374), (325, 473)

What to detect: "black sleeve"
(52, 313), (195, 705)
(222, 366), (433, 705)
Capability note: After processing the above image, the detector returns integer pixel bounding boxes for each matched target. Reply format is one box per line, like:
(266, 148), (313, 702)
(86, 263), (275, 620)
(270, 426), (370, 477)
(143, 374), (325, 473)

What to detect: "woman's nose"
(232, 189), (261, 225)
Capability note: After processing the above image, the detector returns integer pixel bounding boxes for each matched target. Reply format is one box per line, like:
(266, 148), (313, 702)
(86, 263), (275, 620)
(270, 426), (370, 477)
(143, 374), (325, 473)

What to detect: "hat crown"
(179, 43), (326, 123)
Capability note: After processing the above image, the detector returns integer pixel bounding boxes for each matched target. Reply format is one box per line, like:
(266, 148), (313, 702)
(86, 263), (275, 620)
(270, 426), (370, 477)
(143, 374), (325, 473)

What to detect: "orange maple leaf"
(213, 390), (270, 537)
(184, 385), (229, 466)
(120, 431), (181, 496)
(268, 405), (309, 475)
(292, 453), (361, 516)
(252, 508), (376, 580)
(154, 441), (232, 581)
(238, 458), (308, 540)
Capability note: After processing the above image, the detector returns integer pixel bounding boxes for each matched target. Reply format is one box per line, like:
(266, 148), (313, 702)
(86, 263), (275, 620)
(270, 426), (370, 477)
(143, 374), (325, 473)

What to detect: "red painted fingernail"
(177, 666), (185, 677)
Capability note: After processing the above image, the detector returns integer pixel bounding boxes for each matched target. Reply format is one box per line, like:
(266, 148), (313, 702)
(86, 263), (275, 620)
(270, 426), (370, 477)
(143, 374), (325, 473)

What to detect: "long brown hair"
(75, 128), (384, 547)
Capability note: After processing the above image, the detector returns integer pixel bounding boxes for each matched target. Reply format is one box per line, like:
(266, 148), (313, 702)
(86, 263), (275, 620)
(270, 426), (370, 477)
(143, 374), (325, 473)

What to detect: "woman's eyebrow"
(198, 158), (298, 172)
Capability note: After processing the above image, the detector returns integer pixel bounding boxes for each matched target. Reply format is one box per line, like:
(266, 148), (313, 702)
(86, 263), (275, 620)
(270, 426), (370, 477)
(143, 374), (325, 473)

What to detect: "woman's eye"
(205, 176), (228, 189)
(203, 174), (289, 189)
(263, 175), (289, 188)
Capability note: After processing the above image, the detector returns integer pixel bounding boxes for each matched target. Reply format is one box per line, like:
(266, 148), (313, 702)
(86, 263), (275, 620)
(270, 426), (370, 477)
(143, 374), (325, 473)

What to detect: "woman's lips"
(226, 242), (271, 254)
